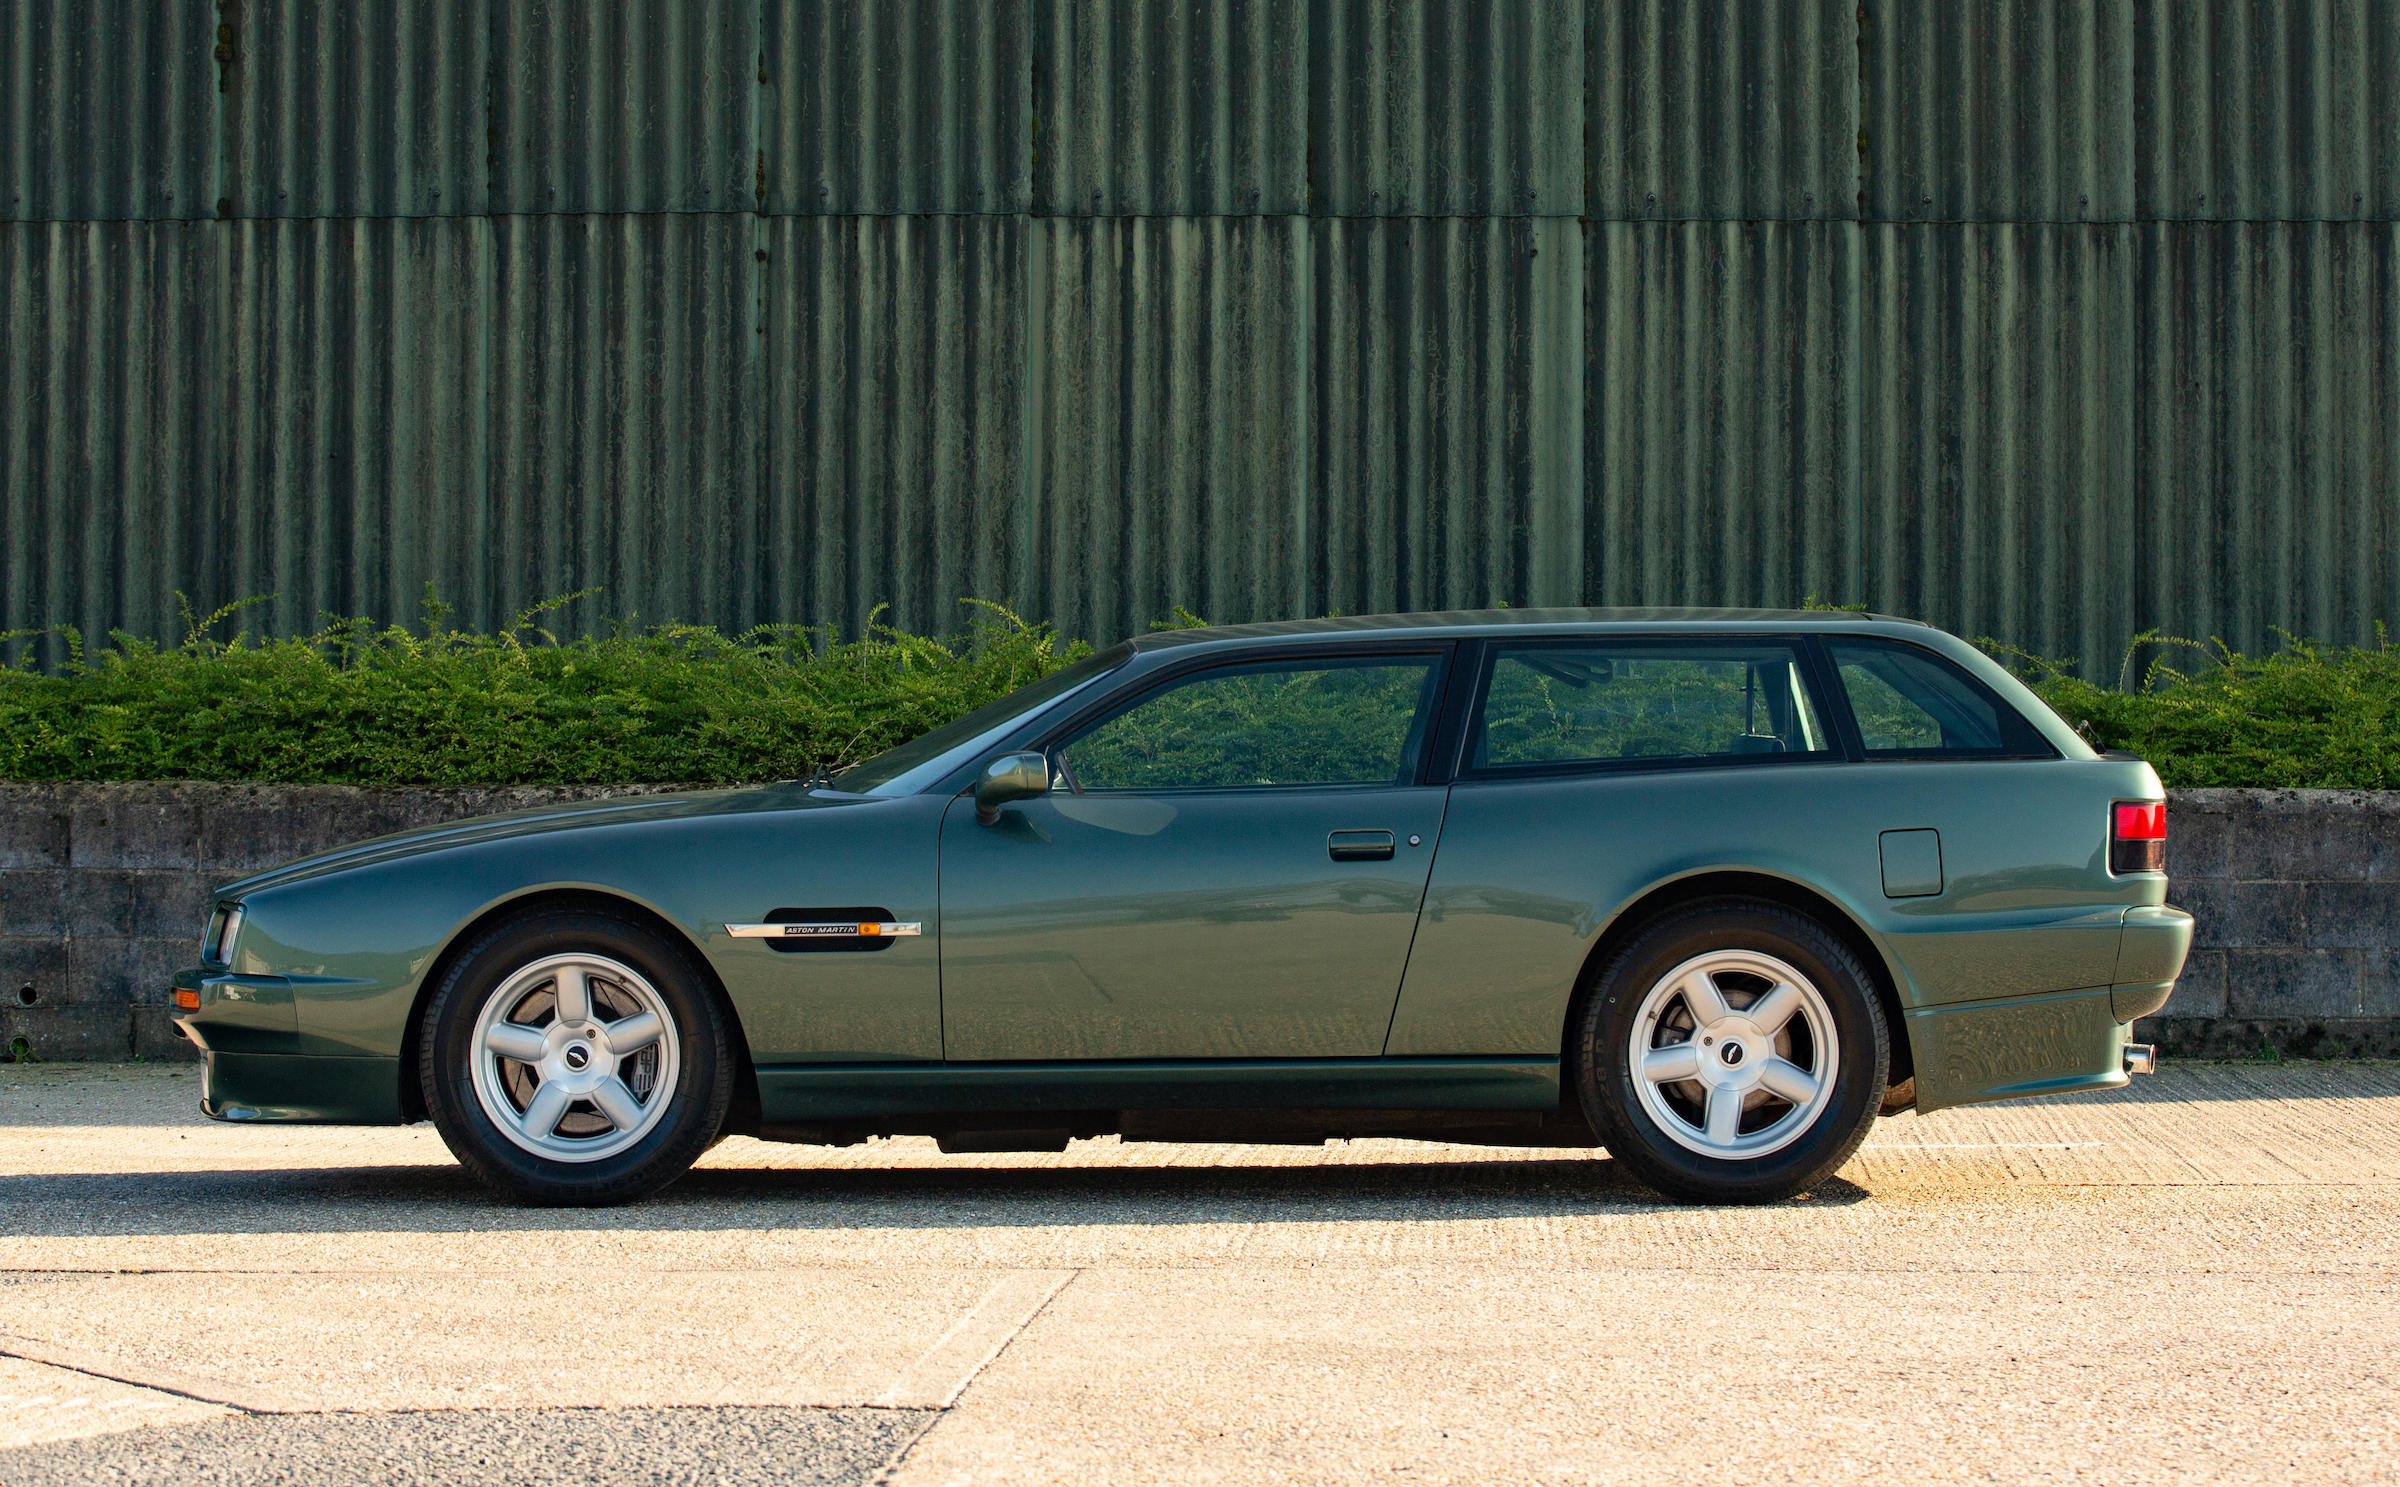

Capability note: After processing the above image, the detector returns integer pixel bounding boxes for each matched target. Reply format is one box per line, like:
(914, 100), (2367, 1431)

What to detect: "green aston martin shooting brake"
(173, 610), (2192, 1206)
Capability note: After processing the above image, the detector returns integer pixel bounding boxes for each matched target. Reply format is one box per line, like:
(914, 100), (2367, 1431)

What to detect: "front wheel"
(1575, 899), (1888, 1204)
(421, 908), (733, 1206)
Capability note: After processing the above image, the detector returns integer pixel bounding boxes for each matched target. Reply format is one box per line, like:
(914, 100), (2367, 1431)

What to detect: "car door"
(936, 648), (1453, 1060)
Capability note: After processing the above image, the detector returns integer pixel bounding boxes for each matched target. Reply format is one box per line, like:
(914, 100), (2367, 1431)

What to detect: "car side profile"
(173, 609), (2193, 1206)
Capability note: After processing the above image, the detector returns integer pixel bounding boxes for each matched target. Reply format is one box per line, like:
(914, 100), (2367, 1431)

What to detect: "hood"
(216, 782), (872, 898)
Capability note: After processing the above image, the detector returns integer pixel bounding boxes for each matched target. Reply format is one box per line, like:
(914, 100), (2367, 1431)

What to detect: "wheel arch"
(1560, 870), (1913, 1096)
(396, 886), (762, 1138)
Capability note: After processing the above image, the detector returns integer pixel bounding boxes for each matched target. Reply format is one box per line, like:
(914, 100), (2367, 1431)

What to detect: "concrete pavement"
(0, 1061), (2394, 1484)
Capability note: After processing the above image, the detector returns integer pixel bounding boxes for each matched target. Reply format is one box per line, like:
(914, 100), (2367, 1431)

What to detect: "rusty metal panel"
(1587, 0), (1859, 222)
(0, 221), (219, 660)
(2, 1), (217, 221)
(765, 0), (1029, 215)
(1034, 0), (1307, 216)
(1862, 223), (2136, 679)
(1864, 0), (2133, 223)
(2135, 222), (2400, 657)
(222, 0), (490, 218)
(491, 1), (759, 214)
(219, 217), (493, 636)
(2134, 0), (2400, 222)
(764, 214), (1025, 639)
(1586, 220), (1860, 611)
(1025, 216), (1307, 642)
(489, 214), (760, 633)
(1311, 217), (1583, 616)
(1311, 0), (1583, 216)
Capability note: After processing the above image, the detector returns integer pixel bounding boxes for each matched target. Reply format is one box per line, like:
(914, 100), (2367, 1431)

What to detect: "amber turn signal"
(172, 987), (200, 1011)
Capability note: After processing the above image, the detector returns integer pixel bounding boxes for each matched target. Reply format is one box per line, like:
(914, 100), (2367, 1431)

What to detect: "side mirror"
(973, 752), (1051, 824)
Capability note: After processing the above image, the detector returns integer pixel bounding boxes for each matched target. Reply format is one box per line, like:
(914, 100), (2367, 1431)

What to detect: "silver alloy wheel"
(1628, 949), (1840, 1160)
(468, 953), (680, 1164)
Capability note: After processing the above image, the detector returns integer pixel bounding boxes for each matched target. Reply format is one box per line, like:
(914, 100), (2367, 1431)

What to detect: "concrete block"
(201, 785), (425, 875)
(0, 793), (72, 869)
(2158, 949), (2226, 1018)
(68, 789), (200, 870)
(0, 1003), (132, 1061)
(2365, 951), (2400, 1017)
(130, 1005), (202, 1061)
(68, 936), (191, 1006)
(2225, 792), (2371, 882)
(68, 871), (212, 941)
(2173, 879), (2304, 949)
(0, 937), (71, 1005)
(0, 871), (70, 937)
(2303, 882), (2400, 950)
(2225, 948), (2362, 1018)
(2161, 802), (2232, 881)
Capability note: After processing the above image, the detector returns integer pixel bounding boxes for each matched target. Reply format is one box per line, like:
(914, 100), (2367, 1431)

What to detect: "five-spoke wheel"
(1576, 899), (1887, 1205)
(423, 909), (731, 1205)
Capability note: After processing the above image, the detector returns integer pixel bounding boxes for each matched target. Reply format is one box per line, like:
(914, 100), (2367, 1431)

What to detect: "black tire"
(420, 907), (733, 1206)
(1573, 898), (1888, 1205)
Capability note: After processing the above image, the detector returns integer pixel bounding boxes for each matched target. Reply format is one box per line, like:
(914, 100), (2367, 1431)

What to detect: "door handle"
(1328, 829), (1396, 862)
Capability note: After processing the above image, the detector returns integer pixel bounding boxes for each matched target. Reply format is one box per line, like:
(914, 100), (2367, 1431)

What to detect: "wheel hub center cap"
(562, 1043), (592, 1072)
(1718, 1040), (1746, 1067)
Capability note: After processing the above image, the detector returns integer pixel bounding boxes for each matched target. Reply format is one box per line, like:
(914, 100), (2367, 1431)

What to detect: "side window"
(1827, 640), (2051, 757)
(1058, 658), (1440, 792)
(1471, 643), (1828, 771)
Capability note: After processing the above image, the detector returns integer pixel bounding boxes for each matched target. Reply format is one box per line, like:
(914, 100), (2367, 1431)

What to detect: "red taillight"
(2112, 801), (2165, 874)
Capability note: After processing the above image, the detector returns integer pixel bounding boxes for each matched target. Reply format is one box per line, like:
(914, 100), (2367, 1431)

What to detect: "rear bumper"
(2110, 904), (2195, 1022)
(1906, 986), (2131, 1114)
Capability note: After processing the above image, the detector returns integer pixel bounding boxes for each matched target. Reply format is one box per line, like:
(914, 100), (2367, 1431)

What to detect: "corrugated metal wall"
(5, 1), (2398, 683)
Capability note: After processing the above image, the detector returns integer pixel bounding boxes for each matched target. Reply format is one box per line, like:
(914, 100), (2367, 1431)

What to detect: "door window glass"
(1059, 658), (1441, 792)
(1828, 640), (2051, 756)
(1472, 643), (1827, 769)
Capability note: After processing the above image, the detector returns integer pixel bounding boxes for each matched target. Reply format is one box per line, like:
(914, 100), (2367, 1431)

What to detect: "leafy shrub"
(2010, 630), (2400, 789)
(0, 594), (1088, 787)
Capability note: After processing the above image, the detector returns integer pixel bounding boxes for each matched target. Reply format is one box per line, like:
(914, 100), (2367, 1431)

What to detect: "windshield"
(825, 644), (1134, 795)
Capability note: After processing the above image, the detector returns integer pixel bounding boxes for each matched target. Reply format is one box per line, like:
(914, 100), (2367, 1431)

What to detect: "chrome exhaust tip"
(2124, 1042), (2158, 1075)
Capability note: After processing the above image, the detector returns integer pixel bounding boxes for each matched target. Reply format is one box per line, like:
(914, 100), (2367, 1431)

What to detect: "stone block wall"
(3, 782), (2394, 1062)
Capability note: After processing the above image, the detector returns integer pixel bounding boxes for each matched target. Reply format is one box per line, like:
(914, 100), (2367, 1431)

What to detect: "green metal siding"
(2135, 222), (2400, 656)
(488, 213), (761, 632)
(1311, 217), (1584, 614)
(1863, 0), (2134, 223)
(1586, 0), (1859, 222)
(1027, 216), (1309, 640)
(219, 217), (493, 634)
(1862, 224), (2137, 679)
(1034, 0), (1308, 217)
(764, 214), (1026, 639)
(1585, 220), (1860, 610)
(490, 1), (758, 214)
(0, 221), (219, 659)
(765, 0), (1030, 215)
(2, 1), (217, 221)
(1311, 0), (1584, 216)
(2134, 0), (2400, 223)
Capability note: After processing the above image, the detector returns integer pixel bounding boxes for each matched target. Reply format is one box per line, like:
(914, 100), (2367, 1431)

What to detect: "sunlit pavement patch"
(0, 1406), (933, 1487)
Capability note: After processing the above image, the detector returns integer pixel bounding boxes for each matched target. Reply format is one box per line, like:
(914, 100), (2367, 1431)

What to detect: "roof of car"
(1123, 606), (1925, 652)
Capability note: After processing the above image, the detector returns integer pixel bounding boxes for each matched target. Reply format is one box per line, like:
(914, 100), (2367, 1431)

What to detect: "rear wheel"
(1575, 899), (1887, 1204)
(422, 908), (732, 1206)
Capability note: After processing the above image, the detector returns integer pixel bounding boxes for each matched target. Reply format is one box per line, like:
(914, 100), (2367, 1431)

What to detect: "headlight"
(203, 904), (246, 966)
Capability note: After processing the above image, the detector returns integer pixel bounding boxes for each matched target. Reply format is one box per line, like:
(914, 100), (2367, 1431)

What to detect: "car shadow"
(0, 1158), (1874, 1238)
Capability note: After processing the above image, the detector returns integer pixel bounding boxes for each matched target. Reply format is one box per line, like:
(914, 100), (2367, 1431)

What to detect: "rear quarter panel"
(1385, 755), (2166, 1093)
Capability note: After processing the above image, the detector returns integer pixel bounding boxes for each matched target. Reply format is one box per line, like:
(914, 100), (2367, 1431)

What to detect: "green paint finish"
(201, 1054), (406, 1124)
(1905, 986), (2128, 1113)
(758, 1057), (1560, 1122)
(1878, 828), (1943, 897)
(175, 613), (2177, 1141)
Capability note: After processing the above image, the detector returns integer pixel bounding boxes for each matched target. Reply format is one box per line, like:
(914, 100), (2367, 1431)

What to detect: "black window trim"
(1452, 632), (1849, 784)
(1017, 640), (1462, 796)
(1820, 634), (2061, 763)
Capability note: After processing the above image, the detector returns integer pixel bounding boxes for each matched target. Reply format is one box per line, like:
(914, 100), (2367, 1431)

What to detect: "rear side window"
(1828, 640), (2052, 758)
(1469, 642), (1830, 771)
